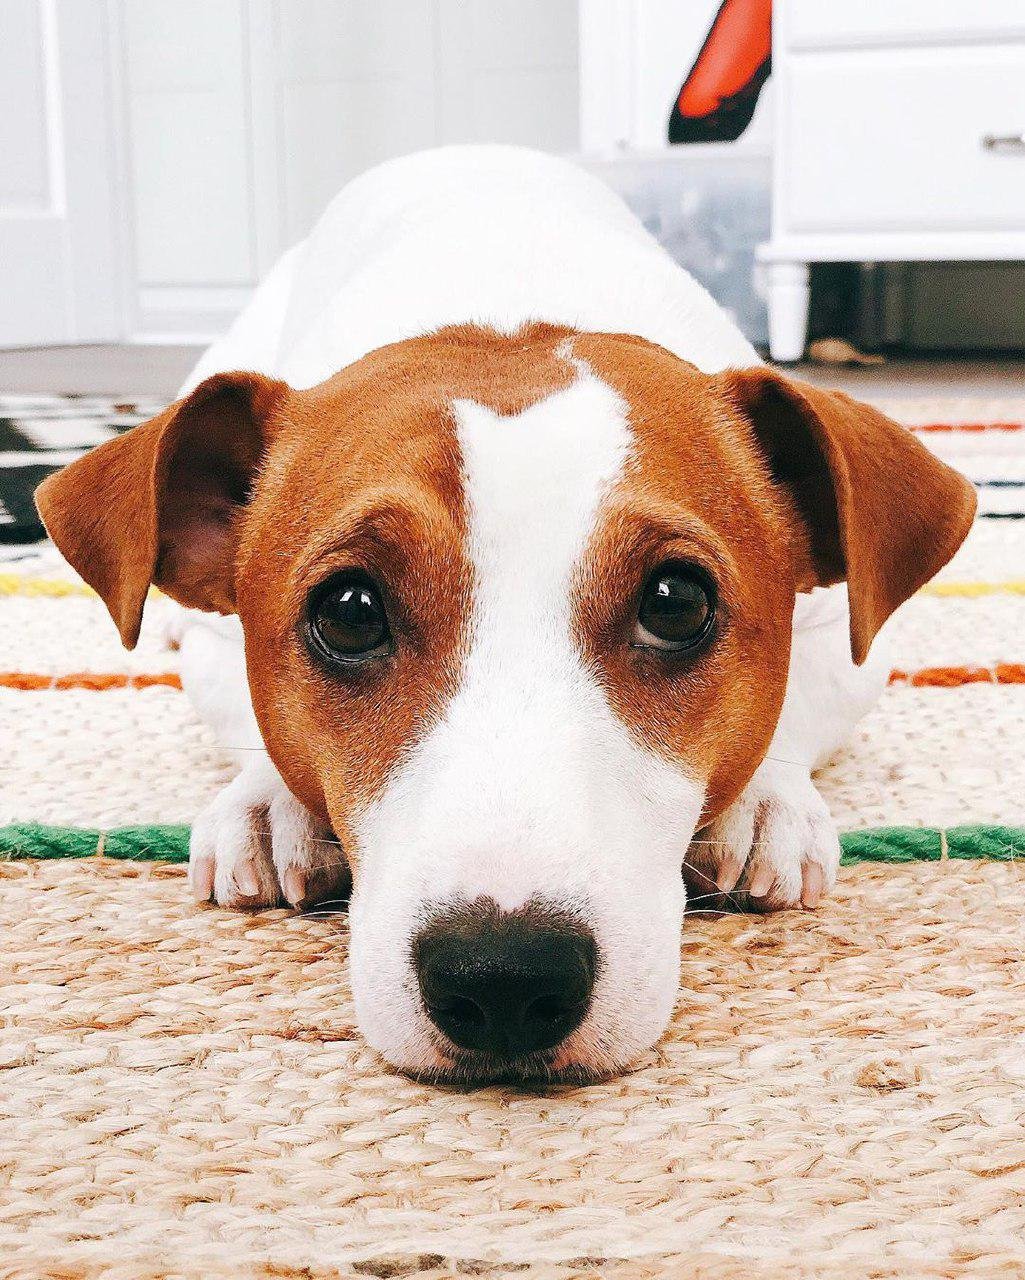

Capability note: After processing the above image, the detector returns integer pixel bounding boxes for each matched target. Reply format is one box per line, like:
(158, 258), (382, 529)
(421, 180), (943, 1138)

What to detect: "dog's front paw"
(689, 764), (841, 911)
(189, 759), (348, 910)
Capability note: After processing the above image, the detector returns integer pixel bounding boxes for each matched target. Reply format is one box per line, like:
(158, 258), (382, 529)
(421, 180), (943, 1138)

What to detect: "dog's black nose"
(413, 901), (597, 1060)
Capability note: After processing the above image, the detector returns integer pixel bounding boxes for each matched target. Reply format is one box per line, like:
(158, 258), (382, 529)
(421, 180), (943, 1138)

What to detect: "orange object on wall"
(668, 0), (772, 144)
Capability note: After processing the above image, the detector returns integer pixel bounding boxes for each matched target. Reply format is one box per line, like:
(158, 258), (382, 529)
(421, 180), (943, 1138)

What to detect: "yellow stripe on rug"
(0, 572), (165, 600)
(921, 579), (1025, 597)
(4, 569), (1025, 602)
(0, 571), (96, 598)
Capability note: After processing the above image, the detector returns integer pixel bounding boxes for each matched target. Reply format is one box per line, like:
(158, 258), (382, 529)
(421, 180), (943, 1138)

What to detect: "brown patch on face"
(235, 323), (578, 857)
(570, 333), (798, 822)
(569, 334), (974, 824)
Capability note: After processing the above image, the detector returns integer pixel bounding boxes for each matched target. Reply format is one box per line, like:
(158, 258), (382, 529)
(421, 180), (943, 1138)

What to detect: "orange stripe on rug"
(2, 667), (1025, 692)
(910, 422), (1023, 434)
(0, 672), (182, 691)
(889, 664), (1025, 688)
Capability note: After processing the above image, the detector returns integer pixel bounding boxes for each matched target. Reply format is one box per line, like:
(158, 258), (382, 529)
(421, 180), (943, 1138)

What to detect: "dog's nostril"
(525, 991), (580, 1025)
(413, 899), (597, 1061)
(436, 994), (487, 1030)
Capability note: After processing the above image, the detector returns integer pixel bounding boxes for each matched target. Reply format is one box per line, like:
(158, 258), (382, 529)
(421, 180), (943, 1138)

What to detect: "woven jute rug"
(2, 395), (1024, 1278)
(4, 855), (1025, 1279)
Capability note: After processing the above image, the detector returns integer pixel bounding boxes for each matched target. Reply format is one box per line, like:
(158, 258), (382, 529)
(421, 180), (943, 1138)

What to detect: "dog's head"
(37, 325), (975, 1082)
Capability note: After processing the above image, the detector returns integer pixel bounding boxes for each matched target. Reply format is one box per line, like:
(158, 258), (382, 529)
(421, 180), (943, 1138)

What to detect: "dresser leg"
(766, 261), (810, 362)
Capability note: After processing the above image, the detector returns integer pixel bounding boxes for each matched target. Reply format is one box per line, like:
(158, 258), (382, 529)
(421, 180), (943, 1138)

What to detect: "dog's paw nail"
(282, 866), (306, 907)
(715, 856), (745, 893)
(233, 861), (261, 897)
(801, 863), (824, 909)
(748, 867), (774, 898)
(190, 856), (214, 902)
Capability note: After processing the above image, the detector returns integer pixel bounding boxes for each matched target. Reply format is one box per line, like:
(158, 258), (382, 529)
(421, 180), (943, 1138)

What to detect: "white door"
(0, 0), (123, 346)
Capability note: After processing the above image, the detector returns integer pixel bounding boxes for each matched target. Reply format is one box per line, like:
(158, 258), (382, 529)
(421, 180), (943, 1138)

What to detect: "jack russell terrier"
(37, 146), (975, 1084)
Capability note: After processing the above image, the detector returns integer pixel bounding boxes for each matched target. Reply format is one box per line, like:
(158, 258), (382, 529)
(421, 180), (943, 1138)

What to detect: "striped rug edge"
(1, 823), (1022, 867)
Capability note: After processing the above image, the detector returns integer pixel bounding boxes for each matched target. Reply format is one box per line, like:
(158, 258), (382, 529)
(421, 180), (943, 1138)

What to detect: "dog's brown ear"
(722, 368), (977, 664)
(35, 371), (288, 648)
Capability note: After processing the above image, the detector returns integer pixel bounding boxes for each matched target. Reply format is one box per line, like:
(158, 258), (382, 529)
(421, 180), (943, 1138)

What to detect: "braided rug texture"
(4, 857), (1025, 1278)
(2, 395), (1025, 1277)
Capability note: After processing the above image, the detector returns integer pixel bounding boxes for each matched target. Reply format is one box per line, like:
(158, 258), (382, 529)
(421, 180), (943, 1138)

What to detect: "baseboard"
(131, 285), (253, 344)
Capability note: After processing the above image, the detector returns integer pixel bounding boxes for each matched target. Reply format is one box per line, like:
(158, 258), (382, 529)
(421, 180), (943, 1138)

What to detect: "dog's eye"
(634, 562), (715, 652)
(307, 573), (392, 662)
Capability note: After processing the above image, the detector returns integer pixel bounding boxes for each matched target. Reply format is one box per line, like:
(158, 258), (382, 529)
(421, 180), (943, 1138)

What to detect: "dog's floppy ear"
(721, 368), (976, 664)
(35, 371), (288, 649)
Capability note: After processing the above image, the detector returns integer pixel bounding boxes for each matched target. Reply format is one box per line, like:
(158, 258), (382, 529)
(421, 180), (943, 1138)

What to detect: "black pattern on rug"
(0, 395), (167, 542)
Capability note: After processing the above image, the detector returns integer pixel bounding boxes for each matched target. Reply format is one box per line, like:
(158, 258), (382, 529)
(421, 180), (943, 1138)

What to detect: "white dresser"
(758, 1), (1025, 360)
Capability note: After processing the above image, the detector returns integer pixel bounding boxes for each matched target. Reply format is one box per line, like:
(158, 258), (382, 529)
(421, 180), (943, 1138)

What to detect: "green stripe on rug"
(839, 825), (1025, 863)
(0, 824), (191, 862)
(1, 823), (1023, 865)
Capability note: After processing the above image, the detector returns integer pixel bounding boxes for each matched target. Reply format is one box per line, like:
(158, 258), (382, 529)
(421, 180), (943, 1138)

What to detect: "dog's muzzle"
(412, 898), (598, 1061)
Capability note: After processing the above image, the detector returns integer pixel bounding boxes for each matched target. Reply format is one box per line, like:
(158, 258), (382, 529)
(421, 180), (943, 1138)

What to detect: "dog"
(36, 146), (976, 1084)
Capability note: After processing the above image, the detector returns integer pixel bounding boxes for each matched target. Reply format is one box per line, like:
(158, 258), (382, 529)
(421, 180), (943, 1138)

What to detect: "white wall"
(117, 0), (579, 340)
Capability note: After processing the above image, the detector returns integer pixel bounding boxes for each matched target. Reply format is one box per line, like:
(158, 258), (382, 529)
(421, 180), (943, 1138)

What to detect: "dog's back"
(185, 145), (758, 395)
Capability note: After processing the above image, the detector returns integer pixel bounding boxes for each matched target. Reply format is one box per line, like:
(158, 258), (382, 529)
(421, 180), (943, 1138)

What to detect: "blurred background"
(1, 0), (1023, 396)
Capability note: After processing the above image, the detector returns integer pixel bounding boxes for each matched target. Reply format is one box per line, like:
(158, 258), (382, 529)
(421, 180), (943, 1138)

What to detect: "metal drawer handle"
(981, 133), (1025, 154)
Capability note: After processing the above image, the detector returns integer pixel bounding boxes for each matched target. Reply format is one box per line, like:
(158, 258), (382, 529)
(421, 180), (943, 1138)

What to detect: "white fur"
(701, 587), (890, 904)
(184, 146), (757, 396)
(171, 146), (887, 1077)
(348, 366), (705, 1076)
(164, 605), (325, 908)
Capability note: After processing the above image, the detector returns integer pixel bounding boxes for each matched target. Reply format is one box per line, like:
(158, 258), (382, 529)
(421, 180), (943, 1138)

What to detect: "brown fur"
(721, 368), (978, 663)
(238, 324), (580, 850)
(572, 333), (796, 819)
(36, 323), (975, 842)
(35, 372), (287, 647)
(572, 333), (975, 818)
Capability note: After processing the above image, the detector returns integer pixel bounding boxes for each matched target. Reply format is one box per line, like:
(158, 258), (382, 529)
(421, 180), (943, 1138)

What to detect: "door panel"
(0, 0), (122, 345)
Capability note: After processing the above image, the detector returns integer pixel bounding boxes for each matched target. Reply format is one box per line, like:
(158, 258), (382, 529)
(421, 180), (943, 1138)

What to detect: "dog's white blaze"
(347, 368), (706, 1076)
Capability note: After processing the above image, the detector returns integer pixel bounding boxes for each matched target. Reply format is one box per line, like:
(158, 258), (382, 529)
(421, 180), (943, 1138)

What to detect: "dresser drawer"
(783, 46), (1025, 235)
(785, 0), (1025, 50)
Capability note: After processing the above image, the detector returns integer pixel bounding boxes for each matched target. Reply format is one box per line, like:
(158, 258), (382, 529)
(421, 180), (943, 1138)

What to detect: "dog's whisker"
(686, 887), (760, 910)
(685, 838), (775, 850)
(248, 828), (346, 849)
(687, 838), (753, 847)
